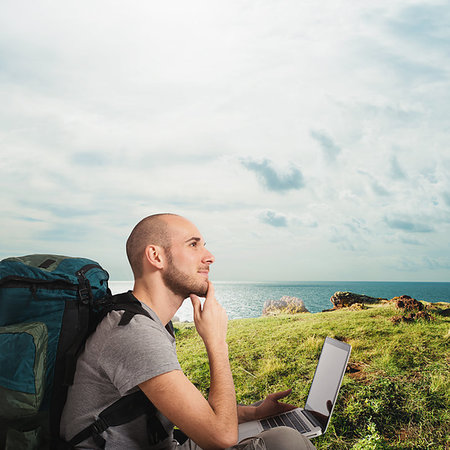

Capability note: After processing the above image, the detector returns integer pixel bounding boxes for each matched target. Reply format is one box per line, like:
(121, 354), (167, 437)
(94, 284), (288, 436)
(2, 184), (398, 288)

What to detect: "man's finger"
(206, 281), (215, 298)
(269, 389), (293, 401)
(203, 281), (215, 306)
(190, 294), (202, 316)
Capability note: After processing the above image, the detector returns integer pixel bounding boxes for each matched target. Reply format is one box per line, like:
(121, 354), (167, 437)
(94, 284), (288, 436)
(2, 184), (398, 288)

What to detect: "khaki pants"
(179, 426), (317, 450)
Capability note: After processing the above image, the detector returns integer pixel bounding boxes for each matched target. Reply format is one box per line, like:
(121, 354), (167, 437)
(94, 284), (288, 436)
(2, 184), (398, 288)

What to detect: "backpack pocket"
(0, 322), (48, 419)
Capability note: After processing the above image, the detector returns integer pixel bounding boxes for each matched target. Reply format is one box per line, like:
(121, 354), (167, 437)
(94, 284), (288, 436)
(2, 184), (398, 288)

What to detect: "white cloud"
(1, 0), (449, 281)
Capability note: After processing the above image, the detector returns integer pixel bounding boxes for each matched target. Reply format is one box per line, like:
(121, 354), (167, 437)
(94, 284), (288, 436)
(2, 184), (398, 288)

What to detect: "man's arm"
(139, 282), (237, 450)
(237, 389), (297, 423)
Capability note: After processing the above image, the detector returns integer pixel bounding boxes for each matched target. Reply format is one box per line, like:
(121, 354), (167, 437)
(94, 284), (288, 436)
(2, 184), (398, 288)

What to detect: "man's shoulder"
(81, 300), (180, 387)
(95, 307), (162, 339)
(92, 309), (172, 356)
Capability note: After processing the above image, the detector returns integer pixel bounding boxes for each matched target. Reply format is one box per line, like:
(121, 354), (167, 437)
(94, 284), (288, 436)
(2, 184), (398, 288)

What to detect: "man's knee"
(257, 426), (316, 450)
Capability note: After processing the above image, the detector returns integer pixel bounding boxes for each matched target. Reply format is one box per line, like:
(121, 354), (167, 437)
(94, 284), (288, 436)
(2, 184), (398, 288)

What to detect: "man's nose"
(203, 248), (215, 265)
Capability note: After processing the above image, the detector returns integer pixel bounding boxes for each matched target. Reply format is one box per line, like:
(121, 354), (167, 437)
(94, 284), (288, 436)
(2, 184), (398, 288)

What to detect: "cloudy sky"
(1, 0), (449, 282)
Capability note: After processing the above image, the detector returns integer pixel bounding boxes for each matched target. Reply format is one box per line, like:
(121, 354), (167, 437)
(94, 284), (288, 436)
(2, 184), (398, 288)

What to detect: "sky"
(1, 0), (449, 282)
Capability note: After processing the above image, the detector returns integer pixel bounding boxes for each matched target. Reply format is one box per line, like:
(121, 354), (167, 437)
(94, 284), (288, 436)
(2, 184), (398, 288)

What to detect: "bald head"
(126, 213), (179, 278)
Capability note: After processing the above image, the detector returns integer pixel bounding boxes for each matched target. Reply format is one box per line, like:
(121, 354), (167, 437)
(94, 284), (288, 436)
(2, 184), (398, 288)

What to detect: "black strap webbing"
(62, 302), (90, 386)
(101, 291), (175, 337)
(62, 271), (94, 386)
(68, 390), (168, 448)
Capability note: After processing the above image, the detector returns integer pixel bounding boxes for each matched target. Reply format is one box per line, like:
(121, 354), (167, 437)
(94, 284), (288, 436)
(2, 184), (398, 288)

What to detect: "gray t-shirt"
(60, 295), (182, 449)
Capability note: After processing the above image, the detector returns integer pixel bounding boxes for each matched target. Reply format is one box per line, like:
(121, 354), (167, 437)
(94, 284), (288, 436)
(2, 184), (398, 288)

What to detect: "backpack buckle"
(78, 285), (92, 304)
(92, 416), (109, 435)
(77, 275), (92, 304)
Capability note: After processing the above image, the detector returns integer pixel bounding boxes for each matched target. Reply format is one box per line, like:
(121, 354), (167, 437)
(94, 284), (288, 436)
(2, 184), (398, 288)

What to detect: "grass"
(175, 301), (450, 449)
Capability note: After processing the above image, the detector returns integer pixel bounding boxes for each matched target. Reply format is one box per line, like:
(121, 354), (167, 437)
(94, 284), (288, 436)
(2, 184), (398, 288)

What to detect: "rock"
(262, 296), (309, 316)
(329, 291), (387, 309)
(348, 302), (368, 311)
(415, 310), (432, 320)
(390, 310), (433, 324)
(389, 296), (431, 324)
(390, 295), (424, 311)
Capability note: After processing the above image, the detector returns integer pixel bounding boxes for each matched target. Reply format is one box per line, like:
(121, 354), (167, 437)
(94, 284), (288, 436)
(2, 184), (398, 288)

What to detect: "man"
(60, 213), (316, 449)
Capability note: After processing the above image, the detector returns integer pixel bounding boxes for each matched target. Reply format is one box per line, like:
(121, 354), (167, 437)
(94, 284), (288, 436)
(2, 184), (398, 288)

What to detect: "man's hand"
(140, 281), (238, 449)
(254, 389), (297, 419)
(238, 389), (297, 423)
(190, 281), (228, 349)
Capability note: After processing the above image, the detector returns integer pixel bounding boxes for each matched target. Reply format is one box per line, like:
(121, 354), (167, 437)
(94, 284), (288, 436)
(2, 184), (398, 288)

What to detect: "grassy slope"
(175, 302), (449, 449)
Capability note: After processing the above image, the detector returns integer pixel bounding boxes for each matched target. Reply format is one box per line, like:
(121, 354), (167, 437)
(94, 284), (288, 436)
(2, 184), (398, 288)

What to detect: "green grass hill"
(175, 301), (449, 449)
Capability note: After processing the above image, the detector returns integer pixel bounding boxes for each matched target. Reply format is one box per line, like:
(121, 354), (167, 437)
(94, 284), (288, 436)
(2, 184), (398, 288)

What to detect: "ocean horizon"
(109, 280), (450, 322)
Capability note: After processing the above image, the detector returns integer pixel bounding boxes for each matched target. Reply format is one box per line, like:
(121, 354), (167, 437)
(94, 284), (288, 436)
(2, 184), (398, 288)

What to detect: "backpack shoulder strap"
(101, 291), (175, 336)
(67, 390), (168, 448)
(111, 291), (153, 325)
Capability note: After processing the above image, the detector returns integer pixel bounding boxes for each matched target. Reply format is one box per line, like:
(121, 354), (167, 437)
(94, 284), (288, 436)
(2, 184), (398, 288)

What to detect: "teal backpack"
(0, 255), (110, 449)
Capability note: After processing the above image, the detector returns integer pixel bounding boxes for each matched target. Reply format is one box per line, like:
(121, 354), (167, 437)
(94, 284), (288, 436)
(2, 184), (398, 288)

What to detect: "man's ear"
(144, 244), (164, 269)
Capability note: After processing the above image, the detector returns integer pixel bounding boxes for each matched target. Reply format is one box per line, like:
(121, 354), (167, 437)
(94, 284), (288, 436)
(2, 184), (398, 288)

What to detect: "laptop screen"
(304, 337), (351, 431)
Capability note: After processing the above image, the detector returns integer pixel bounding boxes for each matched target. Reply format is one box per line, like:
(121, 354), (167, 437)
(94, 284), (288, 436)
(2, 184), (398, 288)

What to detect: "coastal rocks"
(389, 295), (432, 323)
(390, 311), (432, 323)
(322, 291), (437, 324)
(262, 296), (309, 316)
(390, 295), (424, 311)
(427, 303), (450, 317)
(328, 291), (387, 310)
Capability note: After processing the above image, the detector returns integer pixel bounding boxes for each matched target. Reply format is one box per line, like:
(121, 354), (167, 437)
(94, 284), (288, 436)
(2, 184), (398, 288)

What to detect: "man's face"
(161, 217), (214, 298)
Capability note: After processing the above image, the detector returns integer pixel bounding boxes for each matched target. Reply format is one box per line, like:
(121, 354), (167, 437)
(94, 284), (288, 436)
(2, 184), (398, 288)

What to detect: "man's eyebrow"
(185, 237), (201, 243)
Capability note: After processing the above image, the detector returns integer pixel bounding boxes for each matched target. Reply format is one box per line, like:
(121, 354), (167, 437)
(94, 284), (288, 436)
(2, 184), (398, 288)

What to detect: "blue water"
(109, 281), (450, 322)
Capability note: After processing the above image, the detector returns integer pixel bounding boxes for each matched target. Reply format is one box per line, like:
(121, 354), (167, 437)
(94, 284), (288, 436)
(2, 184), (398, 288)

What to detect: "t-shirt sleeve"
(98, 312), (182, 395)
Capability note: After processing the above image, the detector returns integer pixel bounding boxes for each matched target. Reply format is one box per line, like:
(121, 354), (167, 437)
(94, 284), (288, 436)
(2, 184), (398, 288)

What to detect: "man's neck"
(132, 281), (184, 325)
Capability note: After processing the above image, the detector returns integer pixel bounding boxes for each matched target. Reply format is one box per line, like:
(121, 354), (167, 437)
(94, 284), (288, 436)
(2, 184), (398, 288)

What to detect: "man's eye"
(190, 242), (197, 247)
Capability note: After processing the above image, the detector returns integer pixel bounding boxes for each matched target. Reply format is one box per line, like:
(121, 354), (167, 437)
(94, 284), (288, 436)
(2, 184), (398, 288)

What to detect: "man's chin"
(186, 278), (208, 297)
(192, 282), (208, 297)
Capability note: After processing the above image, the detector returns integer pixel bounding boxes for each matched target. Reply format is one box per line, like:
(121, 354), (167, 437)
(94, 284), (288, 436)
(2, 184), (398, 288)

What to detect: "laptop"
(238, 337), (351, 442)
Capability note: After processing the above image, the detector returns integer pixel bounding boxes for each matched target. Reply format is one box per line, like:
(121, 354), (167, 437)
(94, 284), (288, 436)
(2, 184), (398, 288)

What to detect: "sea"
(109, 281), (450, 322)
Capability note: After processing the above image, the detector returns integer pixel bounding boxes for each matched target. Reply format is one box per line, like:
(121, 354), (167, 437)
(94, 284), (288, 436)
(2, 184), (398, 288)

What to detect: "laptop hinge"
(303, 409), (323, 430)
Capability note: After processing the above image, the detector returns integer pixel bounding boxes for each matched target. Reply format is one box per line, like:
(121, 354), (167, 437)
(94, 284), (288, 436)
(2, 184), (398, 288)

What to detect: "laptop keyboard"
(260, 411), (312, 434)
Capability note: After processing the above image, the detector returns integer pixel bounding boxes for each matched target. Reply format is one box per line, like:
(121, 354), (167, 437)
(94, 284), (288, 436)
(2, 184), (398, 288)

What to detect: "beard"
(162, 253), (208, 298)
